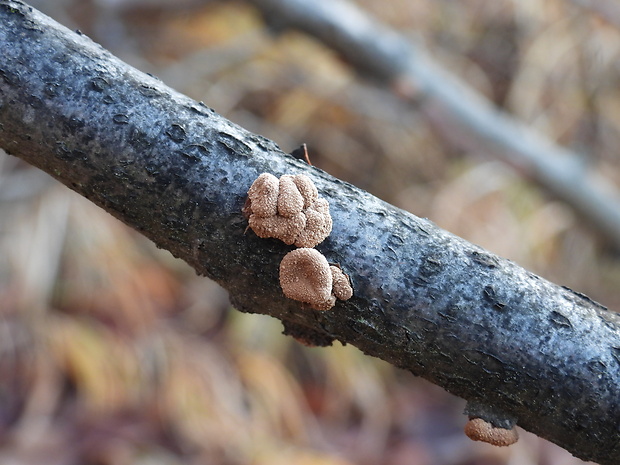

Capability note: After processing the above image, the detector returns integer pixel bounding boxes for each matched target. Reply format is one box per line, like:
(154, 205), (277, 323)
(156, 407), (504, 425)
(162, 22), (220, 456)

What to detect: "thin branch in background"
(567, 0), (620, 29)
(248, 0), (620, 251)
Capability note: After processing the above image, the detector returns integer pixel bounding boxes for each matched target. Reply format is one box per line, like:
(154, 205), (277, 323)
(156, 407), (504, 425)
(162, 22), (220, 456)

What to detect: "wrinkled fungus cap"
(246, 173), (332, 247)
(330, 265), (353, 301)
(464, 418), (519, 447)
(248, 212), (306, 245)
(247, 173), (279, 218)
(280, 248), (333, 310)
(280, 250), (353, 310)
(292, 174), (318, 208)
(277, 175), (305, 217)
(294, 197), (332, 248)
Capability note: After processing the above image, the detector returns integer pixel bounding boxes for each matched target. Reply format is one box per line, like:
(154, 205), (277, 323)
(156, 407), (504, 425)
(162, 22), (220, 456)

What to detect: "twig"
(567, 0), (620, 29)
(248, 0), (620, 251)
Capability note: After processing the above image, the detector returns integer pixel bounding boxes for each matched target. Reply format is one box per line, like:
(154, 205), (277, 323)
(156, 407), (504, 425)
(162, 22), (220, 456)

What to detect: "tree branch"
(247, 0), (620, 252)
(567, 0), (620, 29)
(1, 1), (619, 463)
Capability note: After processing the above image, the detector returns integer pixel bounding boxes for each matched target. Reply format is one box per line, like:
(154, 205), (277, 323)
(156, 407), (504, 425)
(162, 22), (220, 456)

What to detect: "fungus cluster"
(464, 418), (519, 447)
(280, 248), (353, 311)
(245, 172), (352, 310)
(246, 173), (332, 248)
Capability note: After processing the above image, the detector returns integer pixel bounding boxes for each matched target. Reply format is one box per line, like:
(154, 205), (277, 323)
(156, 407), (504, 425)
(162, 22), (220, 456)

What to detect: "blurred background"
(1, 0), (619, 463)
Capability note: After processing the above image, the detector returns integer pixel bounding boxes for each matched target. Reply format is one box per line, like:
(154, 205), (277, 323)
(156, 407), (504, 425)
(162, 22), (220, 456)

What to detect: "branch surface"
(1, 2), (620, 463)
(248, 0), (620, 252)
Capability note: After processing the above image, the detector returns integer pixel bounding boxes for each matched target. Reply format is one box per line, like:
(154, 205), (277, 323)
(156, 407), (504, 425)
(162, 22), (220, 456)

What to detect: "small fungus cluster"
(280, 248), (353, 311)
(464, 418), (519, 447)
(246, 172), (352, 311)
(246, 173), (332, 248)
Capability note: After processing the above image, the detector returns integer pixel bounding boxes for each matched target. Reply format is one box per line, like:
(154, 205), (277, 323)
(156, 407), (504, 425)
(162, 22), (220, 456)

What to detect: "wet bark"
(1, 2), (619, 463)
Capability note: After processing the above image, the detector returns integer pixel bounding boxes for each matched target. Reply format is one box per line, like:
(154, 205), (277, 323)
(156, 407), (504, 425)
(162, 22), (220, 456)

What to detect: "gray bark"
(1, 1), (619, 463)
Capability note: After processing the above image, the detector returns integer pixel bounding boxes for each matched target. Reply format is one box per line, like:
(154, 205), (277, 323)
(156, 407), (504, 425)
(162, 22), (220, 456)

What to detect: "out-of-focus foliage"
(0, 0), (615, 463)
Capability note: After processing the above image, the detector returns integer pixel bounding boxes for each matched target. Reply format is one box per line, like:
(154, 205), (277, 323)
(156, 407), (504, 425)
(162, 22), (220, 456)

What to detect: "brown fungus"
(246, 173), (332, 247)
(294, 197), (332, 248)
(277, 175), (305, 217)
(292, 174), (318, 208)
(247, 173), (279, 218)
(248, 212), (306, 245)
(280, 249), (352, 311)
(330, 265), (353, 301)
(464, 418), (519, 447)
(280, 248), (333, 310)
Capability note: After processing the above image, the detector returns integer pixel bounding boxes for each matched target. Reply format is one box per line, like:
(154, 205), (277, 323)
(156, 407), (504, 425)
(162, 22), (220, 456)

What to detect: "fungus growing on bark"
(464, 418), (519, 447)
(247, 172), (279, 217)
(246, 173), (332, 247)
(330, 265), (353, 301)
(280, 248), (353, 310)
